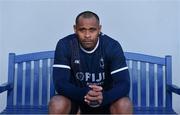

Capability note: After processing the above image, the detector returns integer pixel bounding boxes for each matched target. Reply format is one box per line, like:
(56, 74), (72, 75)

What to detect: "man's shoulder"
(100, 33), (121, 48)
(55, 33), (76, 52)
(100, 33), (124, 58)
(59, 33), (76, 43)
(56, 34), (76, 46)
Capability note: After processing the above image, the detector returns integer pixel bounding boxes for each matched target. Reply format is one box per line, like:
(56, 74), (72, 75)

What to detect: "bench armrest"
(0, 82), (13, 93)
(167, 84), (180, 95)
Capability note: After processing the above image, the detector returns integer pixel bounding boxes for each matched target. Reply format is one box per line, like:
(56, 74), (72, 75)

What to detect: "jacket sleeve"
(102, 41), (130, 105)
(53, 39), (90, 102)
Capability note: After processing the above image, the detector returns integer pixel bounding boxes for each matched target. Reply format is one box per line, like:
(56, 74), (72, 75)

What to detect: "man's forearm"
(102, 70), (130, 106)
(53, 68), (90, 102)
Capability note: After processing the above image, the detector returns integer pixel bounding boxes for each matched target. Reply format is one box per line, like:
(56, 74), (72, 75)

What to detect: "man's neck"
(80, 38), (99, 54)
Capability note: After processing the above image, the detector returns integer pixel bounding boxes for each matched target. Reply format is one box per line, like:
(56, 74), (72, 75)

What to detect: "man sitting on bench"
(49, 11), (133, 114)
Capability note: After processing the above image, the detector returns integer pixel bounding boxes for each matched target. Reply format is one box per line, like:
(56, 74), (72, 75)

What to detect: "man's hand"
(84, 85), (103, 107)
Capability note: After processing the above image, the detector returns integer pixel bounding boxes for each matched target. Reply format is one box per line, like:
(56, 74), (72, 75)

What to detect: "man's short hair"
(75, 11), (100, 25)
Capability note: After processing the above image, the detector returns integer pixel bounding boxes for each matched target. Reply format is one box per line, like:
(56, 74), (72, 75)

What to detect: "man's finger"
(84, 91), (103, 101)
(84, 98), (90, 103)
(89, 85), (103, 91)
(89, 90), (99, 97)
(85, 94), (97, 101)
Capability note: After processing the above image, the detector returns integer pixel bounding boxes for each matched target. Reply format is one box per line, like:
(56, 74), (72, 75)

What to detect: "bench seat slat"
(132, 61), (138, 106)
(140, 62), (146, 106)
(149, 63), (155, 107)
(16, 63), (23, 105)
(1, 106), (176, 114)
(42, 59), (48, 105)
(157, 65), (163, 107)
(25, 61), (31, 105)
(33, 61), (40, 105)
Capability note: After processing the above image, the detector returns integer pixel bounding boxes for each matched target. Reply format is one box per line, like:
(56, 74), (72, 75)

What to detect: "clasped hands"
(84, 85), (103, 107)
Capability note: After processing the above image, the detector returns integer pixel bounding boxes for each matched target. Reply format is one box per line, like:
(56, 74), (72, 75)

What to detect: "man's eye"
(79, 29), (85, 32)
(89, 28), (97, 32)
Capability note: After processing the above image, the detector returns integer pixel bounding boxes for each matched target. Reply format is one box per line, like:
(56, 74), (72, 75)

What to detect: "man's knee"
(48, 95), (71, 114)
(110, 97), (133, 114)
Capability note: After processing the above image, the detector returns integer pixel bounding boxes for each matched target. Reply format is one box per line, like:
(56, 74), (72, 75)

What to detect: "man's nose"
(85, 31), (90, 38)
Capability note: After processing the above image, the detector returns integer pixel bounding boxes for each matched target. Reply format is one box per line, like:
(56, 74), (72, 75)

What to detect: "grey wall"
(0, 0), (180, 113)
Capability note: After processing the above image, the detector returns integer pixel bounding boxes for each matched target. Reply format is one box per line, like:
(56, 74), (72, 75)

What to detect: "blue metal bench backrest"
(6, 51), (173, 112)
(125, 52), (172, 109)
(7, 51), (55, 107)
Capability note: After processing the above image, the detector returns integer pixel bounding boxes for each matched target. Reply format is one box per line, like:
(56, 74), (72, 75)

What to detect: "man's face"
(74, 16), (101, 50)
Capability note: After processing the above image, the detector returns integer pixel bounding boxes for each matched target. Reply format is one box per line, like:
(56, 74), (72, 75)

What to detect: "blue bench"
(0, 51), (179, 114)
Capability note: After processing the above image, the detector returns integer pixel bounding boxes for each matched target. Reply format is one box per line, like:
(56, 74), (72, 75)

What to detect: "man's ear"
(99, 25), (102, 34)
(73, 25), (76, 33)
(99, 25), (102, 29)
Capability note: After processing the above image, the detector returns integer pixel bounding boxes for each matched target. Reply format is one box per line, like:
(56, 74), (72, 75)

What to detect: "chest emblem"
(100, 57), (104, 69)
(74, 59), (80, 64)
